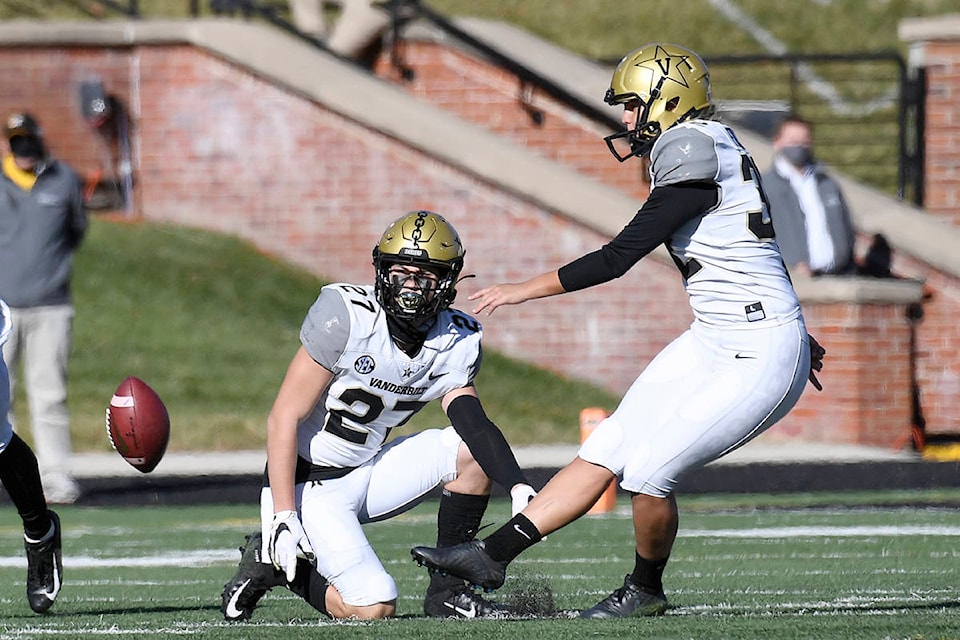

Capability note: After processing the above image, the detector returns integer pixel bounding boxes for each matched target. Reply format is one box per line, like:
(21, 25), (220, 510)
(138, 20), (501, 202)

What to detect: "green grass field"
(2, 492), (960, 640)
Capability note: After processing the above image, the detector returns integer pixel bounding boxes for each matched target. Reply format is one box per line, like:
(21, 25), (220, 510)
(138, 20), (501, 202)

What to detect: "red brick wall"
(920, 41), (960, 224)
(784, 304), (915, 446)
(867, 30), (960, 436)
(132, 46), (690, 393)
(0, 47), (130, 184)
(0, 41), (948, 447)
(374, 42), (651, 200)
(889, 254), (960, 434)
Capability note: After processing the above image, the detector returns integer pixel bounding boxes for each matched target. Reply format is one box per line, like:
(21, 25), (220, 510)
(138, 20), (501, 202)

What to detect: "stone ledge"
(899, 14), (960, 42)
(792, 275), (926, 305)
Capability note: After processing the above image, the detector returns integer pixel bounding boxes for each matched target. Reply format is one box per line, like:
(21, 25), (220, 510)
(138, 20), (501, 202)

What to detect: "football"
(105, 376), (170, 473)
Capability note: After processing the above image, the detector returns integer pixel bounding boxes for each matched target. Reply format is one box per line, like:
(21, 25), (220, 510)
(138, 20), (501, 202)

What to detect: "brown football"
(106, 376), (170, 473)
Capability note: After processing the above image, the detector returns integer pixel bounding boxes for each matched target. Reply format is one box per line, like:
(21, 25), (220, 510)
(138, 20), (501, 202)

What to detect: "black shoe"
(25, 510), (63, 614)
(221, 532), (286, 621)
(424, 583), (517, 619)
(411, 540), (506, 591)
(578, 575), (668, 618)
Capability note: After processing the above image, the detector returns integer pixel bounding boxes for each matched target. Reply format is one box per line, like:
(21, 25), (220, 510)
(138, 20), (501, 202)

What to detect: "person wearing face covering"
(0, 112), (87, 505)
(762, 114), (856, 277)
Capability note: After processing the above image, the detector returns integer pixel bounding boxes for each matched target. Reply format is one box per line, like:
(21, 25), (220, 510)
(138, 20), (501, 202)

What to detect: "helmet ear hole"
(665, 96), (681, 112)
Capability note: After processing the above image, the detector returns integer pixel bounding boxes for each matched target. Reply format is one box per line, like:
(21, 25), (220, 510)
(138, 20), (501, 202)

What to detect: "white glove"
(510, 483), (537, 518)
(267, 510), (316, 582)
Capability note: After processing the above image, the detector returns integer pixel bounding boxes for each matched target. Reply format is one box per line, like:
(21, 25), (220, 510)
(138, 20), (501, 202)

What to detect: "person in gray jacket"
(0, 112), (87, 504)
(763, 114), (857, 277)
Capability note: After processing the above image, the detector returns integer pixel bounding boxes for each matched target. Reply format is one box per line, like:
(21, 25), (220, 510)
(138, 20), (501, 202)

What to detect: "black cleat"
(411, 540), (506, 591)
(578, 575), (668, 618)
(424, 583), (517, 619)
(25, 510), (63, 614)
(221, 532), (286, 621)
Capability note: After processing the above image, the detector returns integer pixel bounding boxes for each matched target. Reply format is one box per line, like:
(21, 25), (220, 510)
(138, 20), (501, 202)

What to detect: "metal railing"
(59, 0), (143, 17)
(697, 52), (924, 205)
(394, 4), (925, 205)
(387, 1), (621, 132)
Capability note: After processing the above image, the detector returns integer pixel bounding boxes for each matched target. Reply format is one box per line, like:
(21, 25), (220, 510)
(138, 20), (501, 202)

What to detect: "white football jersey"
(296, 283), (483, 468)
(649, 120), (802, 327)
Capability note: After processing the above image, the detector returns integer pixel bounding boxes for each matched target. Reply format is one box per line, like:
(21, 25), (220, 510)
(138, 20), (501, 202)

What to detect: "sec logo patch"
(354, 355), (376, 374)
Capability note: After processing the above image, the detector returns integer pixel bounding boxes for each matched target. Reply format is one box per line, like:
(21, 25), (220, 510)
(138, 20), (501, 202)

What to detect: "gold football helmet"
(372, 210), (465, 321)
(603, 43), (712, 161)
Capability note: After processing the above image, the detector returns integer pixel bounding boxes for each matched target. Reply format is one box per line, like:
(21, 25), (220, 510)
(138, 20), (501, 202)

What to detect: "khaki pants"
(288, 0), (390, 57)
(2, 304), (74, 479)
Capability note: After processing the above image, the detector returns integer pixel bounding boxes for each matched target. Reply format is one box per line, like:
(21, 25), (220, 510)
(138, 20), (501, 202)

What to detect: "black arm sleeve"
(557, 182), (719, 292)
(446, 394), (527, 491)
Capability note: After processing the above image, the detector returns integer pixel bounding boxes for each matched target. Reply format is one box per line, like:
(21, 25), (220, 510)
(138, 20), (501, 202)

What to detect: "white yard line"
(2, 523), (957, 570)
(678, 525), (960, 537)
(1, 621), (362, 638)
(0, 549), (237, 569)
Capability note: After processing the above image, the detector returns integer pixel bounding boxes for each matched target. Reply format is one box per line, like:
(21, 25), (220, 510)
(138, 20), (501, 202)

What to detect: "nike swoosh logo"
(443, 600), (477, 618)
(734, 353), (756, 360)
(428, 372), (447, 380)
(225, 578), (252, 619)
(33, 561), (61, 602)
(514, 523), (532, 540)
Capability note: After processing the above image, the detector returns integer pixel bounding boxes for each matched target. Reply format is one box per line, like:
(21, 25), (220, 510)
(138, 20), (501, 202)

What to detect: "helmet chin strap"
(386, 313), (436, 356)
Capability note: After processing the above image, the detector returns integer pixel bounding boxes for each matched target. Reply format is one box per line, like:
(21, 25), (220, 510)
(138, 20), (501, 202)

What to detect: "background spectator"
(0, 112), (88, 504)
(287, 0), (390, 58)
(763, 114), (857, 277)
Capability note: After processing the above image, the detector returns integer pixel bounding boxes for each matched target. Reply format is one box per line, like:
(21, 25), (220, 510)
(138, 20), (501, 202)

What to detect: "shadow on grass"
(68, 603), (223, 616)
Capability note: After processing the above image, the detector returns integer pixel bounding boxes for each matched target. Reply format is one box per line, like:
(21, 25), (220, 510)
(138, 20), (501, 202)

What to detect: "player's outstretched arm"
(469, 271), (565, 316)
(265, 347), (333, 580)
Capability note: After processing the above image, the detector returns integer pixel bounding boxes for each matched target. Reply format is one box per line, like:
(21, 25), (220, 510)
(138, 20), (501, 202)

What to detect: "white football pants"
(579, 317), (810, 497)
(260, 425), (462, 606)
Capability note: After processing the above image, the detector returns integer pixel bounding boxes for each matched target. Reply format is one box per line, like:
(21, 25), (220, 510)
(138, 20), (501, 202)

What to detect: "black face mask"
(9, 135), (44, 160)
(386, 313), (436, 357)
(780, 145), (814, 169)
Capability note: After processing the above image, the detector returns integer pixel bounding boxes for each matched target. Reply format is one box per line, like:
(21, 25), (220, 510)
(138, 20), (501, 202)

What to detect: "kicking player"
(221, 210), (538, 620)
(412, 43), (826, 618)
(0, 298), (63, 614)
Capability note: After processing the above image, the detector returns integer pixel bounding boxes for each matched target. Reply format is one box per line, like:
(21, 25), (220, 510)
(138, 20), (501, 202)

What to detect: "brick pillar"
(900, 15), (960, 224)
